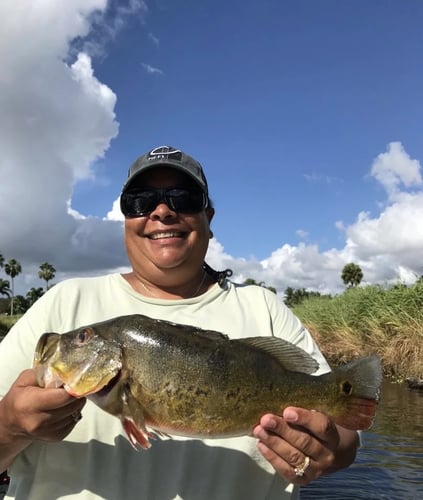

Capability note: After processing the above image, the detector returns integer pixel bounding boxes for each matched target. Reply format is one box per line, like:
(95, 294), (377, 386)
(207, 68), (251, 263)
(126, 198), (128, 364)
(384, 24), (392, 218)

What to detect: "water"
(301, 379), (423, 499)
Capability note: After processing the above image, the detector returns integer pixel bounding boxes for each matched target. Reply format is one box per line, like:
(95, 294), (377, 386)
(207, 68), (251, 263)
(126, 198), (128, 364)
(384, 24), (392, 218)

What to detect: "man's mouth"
(148, 231), (186, 240)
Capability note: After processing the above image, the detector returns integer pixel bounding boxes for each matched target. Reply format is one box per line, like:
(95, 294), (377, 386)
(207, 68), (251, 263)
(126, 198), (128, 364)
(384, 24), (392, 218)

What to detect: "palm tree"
(26, 287), (44, 306)
(341, 262), (363, 288)
(38, 262), (56, 290)
(4, 258), (22, 316)
(13, 295), (29, 315)
(0, 278), (11, 298)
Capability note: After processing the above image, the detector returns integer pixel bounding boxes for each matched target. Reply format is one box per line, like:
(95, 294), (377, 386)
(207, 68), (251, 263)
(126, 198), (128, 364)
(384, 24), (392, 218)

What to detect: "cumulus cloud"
(0, 0), (127, 292)
(337, 142), (423, 286)
(206, 142), (423, 295)
(73, 0), (148, 58)
(370, 141), (423, 200)
(105, 197), (125, 221)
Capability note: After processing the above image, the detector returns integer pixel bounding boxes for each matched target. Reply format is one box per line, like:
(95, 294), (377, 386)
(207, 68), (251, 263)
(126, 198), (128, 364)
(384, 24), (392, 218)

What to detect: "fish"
(33, 314), (382, 449)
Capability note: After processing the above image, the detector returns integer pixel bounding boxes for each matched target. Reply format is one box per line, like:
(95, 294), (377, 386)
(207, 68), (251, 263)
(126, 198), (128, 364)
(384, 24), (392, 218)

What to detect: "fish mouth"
(63, 365), (123, 398)
(148, 231), (187, 240)
(94, 369), (122, 397)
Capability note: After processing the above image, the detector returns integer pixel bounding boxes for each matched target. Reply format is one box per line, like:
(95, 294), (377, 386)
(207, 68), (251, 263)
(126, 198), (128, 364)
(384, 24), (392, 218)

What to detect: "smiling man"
(120, 146), (215, 300)
(0, 146), (361, 500)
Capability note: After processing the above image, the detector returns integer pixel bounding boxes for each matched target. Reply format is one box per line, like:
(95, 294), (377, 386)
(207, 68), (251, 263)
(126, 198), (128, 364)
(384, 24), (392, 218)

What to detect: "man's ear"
(206, 207), (215, 224)
(206, 207), (215, 238)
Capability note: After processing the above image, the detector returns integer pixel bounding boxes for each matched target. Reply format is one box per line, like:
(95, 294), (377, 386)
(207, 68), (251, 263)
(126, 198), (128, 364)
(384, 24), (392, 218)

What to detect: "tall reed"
(292, 282), (423, 379)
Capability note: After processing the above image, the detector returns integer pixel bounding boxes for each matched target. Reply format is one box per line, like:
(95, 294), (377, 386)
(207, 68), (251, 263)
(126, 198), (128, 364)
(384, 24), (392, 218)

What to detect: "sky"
(1, 0), (423, 297)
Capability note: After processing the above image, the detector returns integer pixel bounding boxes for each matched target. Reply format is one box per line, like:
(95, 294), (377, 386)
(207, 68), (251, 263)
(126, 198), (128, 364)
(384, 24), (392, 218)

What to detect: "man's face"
(124, 167), (214, 275)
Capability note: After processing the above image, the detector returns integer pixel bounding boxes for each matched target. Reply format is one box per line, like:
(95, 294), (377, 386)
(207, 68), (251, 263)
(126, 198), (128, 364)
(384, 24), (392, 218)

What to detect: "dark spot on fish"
(195, 387), (209, 397)
(341, 381), (353, 396)
(225, 387), (241, 400)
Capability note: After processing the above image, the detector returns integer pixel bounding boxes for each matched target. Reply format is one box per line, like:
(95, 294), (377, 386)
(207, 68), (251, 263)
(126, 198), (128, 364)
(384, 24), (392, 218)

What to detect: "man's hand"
(253, 407), (359, 485)
(0, 369), (86, 471)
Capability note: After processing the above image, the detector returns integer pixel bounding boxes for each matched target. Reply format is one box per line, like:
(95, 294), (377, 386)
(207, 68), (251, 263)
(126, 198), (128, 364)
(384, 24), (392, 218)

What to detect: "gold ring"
(294, 456), (310, 477)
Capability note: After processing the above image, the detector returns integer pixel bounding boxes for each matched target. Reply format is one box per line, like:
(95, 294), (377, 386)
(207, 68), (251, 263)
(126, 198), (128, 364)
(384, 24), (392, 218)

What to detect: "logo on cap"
(147, 146), (182, 162)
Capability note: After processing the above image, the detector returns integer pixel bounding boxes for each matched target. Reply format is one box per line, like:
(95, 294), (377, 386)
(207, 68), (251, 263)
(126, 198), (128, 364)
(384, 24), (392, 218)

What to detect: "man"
(0, 146), (359, 499)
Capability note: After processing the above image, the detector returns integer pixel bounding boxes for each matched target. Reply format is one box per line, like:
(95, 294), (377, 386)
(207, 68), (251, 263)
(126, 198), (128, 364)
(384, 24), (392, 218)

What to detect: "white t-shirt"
(0, 274), (330, 500)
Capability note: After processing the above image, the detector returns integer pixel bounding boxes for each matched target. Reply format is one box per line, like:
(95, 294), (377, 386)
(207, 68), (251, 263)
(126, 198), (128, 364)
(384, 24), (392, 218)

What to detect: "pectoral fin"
(122, 417), (155, 450)
(120, 381), (157, 450)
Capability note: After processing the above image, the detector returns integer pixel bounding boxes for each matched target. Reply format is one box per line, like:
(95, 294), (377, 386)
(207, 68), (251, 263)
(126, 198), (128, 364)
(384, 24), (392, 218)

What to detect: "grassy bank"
(292, 282), (423, 380)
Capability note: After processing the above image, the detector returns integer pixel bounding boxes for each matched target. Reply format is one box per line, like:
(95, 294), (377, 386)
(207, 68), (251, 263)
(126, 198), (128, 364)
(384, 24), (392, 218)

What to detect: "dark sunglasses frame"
(120, 187), (209, 217)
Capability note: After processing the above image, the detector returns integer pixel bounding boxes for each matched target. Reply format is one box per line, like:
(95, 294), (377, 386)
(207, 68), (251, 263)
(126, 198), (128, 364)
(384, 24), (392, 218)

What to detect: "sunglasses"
(121, 187), (208, 217)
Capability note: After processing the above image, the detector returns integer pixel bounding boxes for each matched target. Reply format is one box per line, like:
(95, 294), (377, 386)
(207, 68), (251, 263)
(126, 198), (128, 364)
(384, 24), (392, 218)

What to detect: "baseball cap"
(122, 146), (209, 196)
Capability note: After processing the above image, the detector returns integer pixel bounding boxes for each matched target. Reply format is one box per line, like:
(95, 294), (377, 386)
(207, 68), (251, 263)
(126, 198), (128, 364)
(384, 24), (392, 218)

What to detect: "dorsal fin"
(236, 337), (319, 374)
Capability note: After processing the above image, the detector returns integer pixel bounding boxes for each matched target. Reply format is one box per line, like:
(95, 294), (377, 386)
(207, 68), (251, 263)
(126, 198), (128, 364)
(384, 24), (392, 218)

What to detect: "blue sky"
(1, 0), (423, 296)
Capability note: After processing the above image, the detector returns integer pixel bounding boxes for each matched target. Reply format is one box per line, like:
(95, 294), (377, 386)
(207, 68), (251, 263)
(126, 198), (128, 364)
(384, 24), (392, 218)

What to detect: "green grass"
(0, 314), (20, 338)
(292, 282), (423, 379)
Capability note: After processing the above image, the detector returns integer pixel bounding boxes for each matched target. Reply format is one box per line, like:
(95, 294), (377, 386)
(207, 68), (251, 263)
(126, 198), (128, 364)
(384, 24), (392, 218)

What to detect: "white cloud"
(0, 0), (126, 292)
(141, 62), (164, 75)
(370, 141), (423, 200)
(296, 229), (309, 239)
(74, 0), (148, 58)
(205, 142), (423, 295)
(105, 197), (125, 221)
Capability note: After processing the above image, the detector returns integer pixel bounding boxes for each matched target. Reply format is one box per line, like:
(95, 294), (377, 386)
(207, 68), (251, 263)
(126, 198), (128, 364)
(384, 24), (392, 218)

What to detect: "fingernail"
(263, 417), (276, 429)
(253, 427), (268, 441)
(284, 409), (298, 422)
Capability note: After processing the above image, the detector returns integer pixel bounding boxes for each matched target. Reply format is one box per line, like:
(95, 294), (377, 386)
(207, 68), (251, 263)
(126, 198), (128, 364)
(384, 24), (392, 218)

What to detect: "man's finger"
(282, 407), (340, 446)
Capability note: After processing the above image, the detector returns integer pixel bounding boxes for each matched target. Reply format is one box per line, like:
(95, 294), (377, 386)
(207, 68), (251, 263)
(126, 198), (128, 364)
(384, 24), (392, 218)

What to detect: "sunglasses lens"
(166, 188), (205, 213)
(121, 190), (158, 216)
(121, 188), (206, 217)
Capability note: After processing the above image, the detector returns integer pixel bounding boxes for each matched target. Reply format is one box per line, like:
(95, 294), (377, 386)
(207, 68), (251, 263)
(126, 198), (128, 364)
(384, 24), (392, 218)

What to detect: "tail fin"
(331, 356), (382, 430)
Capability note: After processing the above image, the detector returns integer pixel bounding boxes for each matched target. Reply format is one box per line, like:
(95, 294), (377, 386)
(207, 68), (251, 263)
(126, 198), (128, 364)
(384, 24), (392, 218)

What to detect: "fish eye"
(76, 328), (91, 345)
(341, 380), (353, 396)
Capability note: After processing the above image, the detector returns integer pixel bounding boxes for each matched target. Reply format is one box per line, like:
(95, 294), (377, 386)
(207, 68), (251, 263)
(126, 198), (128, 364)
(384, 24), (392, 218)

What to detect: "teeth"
(149, 232), (183, 240)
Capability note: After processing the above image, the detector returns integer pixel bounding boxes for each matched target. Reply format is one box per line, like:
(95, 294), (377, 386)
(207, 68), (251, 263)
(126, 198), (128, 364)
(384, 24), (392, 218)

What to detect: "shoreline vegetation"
(1, 281), (422, 385)
(292, 282), (423, 385)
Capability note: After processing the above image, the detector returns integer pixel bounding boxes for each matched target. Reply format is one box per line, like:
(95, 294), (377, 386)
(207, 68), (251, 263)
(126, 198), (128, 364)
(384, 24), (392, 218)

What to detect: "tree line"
(0, 253), (56, 316)
(245, 262), (364, 307)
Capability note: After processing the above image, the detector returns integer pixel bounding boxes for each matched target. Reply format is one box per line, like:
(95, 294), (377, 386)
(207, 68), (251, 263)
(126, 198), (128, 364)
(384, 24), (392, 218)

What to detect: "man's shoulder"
(228, 280), (281, 303)
(49, 273), (118, 292)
